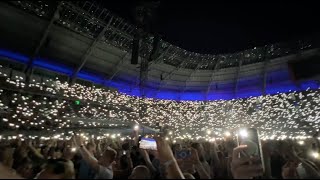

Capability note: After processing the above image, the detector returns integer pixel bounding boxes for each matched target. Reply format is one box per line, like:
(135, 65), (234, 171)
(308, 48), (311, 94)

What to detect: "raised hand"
(231, 145), (264, 179)
(184, 148), (200, 165)
(155, 137), (185, 179)
(155, 137), (175, 163)
(72, 134), (84, 147)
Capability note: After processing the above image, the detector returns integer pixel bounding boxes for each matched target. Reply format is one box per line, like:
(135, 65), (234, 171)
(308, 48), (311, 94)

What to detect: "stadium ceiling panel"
(0, 1), (319, 98)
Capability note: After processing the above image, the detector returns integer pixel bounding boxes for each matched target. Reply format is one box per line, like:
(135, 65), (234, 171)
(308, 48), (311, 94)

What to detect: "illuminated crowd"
(0, 66), (320, 179)
(0, 66), (320, 141)
(1, 1), (320, 179)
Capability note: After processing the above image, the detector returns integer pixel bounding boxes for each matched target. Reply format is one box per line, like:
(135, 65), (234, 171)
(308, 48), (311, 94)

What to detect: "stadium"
(0, 1), (320, 179)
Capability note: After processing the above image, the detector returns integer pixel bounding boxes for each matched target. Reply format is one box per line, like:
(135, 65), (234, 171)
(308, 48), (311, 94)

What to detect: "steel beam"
(155, 58), (188, 95)
(262, 59), (270, 95)
(205, 60), (220, 97)
(234, 60), (243, 96)
(147, 45), (171, 71)
(139, 56), (149, 97)
(261, 47), (270, 95)
(70, 16), (114, 83)
(63, 1), (133, 40)
(25, 2), (62, 76)
(181, 62), (203, 93)
(107, 53), (128, 81)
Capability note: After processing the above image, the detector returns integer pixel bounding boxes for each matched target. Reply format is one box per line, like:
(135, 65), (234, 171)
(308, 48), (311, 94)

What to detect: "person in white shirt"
(73, 135), (117, 179)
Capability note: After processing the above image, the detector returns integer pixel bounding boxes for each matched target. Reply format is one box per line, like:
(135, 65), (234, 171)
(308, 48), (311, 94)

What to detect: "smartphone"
(175, 150), (191, 159)
(237, 128), (265, 175)
(139, 137), (157, 150)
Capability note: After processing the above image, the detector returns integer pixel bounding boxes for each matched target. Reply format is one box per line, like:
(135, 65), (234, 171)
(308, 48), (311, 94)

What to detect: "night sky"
(98, 0), (320, 54)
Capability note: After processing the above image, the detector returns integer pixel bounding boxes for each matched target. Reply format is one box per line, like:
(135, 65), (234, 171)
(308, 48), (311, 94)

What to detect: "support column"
(262, 59), (270, 95)
(69, 16), (114, 84)
(206, 60), (220, 100)
(234, 60), (242, 97)
(147, 45), (171, 71)
(107, 53), (128, 82)
(25, 2), (62, 81)
(261, 46), (270, 95)
(181, 62), (203, 94)
(155, 58), (188, 96)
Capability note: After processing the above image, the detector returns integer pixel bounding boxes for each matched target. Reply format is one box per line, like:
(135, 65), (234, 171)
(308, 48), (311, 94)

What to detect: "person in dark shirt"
(270, 151), (286, 179)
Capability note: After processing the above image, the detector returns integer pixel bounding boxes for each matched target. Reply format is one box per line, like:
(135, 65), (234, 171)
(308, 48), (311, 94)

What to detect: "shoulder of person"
(98, 165), (113, 175)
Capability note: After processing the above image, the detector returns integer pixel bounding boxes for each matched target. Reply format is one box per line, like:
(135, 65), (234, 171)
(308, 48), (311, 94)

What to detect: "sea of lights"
(0, 64), (320, 141)
(0, 48), (319, 101)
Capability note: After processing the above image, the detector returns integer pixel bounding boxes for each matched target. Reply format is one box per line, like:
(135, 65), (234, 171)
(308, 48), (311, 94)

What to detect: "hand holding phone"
(237, 128), (265, 176)
(231, 145), (264, 179)
(139, 138), (157, 151)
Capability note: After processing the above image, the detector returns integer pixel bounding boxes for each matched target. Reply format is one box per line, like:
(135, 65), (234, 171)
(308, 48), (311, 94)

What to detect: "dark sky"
(98, 0), (320, 54)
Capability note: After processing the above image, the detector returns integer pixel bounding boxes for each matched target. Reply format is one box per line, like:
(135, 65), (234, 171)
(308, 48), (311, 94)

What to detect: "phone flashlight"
(134, 125), (139, 131)
(311, 152), (319, 159)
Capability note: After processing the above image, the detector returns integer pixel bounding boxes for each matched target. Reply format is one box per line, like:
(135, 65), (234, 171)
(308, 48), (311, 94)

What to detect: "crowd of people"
(0, 66), (320, 179)
(0, 129), (320, 179)
(0, 66), (320, 139)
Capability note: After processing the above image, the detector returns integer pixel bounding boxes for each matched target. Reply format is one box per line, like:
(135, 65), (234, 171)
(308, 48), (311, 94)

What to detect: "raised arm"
(72, 135), (100, 172)
(155, 137), (185, 179)
(95, 140), (102, 158)
(190, 148), (211, 179)
(27, 140), (44, 159)
(139, 149), (157, 174)
(231, 145), (264, 179)
(209, 142), (221, 177)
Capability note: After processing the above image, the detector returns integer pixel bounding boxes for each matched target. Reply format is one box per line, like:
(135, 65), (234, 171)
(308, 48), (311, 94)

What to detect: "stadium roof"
(101, 0), (320, 54)
(0, 1), (320, 100)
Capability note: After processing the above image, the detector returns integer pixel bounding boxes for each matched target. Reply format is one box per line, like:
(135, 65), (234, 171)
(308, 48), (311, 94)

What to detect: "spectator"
(73, 135), (117, 179)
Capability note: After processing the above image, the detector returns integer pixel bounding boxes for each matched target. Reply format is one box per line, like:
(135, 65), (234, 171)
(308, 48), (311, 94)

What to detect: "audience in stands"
(0, 67), (320, 179)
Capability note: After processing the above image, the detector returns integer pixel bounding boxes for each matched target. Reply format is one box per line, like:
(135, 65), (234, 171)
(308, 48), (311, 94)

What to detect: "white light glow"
(298, 141), (304, 145)
(311, 152), (319, 159)
(224, 131), (231, 137)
